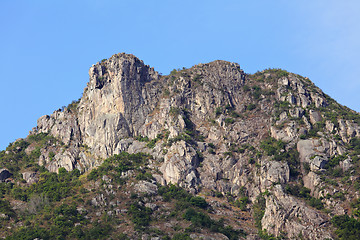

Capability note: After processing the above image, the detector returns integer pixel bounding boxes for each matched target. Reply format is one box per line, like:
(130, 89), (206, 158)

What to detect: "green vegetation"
(158, 184), (207, 209)
(2, 151), (154, 239)
(87, 152), (151, 182)
(214, 105), (242, 119)
(253, 194), (266, 229)
(183, 208), (244, 240)
(0, 199), (15, 220)
(285, 184), (324, 210)
(224, 118), (235, 125)
(215, 107), (223, 116)
(11, 167), (81, 202)
(6, 203), (112, 240)
(192, 74), (202, 85)
(346, 138), (360, 163)
(128, 202), (153, 229)
(262, 68), (289, 78)
(169, 107), (181, 117)
(66, 98), (81, 113)
(246, 103), (257, 111)
(163, 88), (170, 96)
(252, 86), (262, 100)
(146, 133), (165, 148)
(273, 101), (290, 121)
(135, 135), (149, 142)
(331, 215), (360, 240)
(321, 102), (360, 126)
(123, 183), (245, 239)
(234, 197), (249, 211)
(0, 133), (62, 180)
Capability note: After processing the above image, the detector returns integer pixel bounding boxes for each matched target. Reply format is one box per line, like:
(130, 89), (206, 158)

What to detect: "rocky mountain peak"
(3, 53), (360, 239)
(87, 53), (159, 91)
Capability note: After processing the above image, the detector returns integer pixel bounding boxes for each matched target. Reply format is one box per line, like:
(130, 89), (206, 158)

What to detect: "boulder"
(134, 181), (158, 195)
(22, 171), (39, 184)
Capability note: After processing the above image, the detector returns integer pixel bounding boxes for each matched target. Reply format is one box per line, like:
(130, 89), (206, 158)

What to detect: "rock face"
(262, 185), (332, 240)
(27, 53), (360, 239)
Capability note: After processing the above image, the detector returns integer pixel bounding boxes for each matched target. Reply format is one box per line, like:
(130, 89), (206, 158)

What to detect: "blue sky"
(1, 0), (359, 150)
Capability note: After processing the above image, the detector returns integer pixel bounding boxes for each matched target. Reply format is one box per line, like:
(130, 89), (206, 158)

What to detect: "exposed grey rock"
(340, 157), (352, 172)
(262, 185), (332, 239)
(309, 110), (322, 124)
(145, 203), (158, 211)
(134, 181), (158, 195)
(270, 122), (297, 142)
(160, 140), (199, 188)
(76, 207), (87, 214)
(325, 120), (335, 133)
(289, 107), (304, 118)
(310, 156), (328, 171)
(260, 161), (289, 187)
(22, 171), (38, 184)
(91, 194), (107, 207)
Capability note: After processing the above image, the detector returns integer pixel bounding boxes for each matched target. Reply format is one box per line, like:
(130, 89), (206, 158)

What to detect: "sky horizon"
(1, 0), (359, 150)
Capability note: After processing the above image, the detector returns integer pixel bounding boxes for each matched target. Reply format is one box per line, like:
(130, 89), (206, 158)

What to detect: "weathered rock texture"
(26, 53), (360, 239)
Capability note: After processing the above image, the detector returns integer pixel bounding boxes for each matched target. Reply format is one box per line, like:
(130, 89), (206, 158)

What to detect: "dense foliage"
(87, 152), (151, 182)
(331, 215), (360, 240)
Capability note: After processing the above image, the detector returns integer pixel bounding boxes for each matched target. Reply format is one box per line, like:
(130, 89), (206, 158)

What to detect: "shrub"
(0, 199), (15, 219)
(252, 86), (262, 100)
(215, 107), (223, 116)
(208, 143), (215, 149)
(128, 202), (153, 229)
(5, 226), (50, 240)
(331, 215), (360, 240)
(253, 194), (266, 229)
(87, 152), (151, 181)
(183, 208), (243, 240)
(48, 152), (55, 161)
(309, 197), (324, 210)
(234, 197), (249, 211)
(224, 118), (235, 125)
(169, 107), (181, 117)
(135, 135), (149, 142)
(246, 104), (256, 111)
(189, 196), (208, 209)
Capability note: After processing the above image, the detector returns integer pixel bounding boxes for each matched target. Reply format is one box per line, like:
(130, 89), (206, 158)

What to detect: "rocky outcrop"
(134, 181), (158, 195)
(22, 171), (38, 184)
(160, 140), (200, 188)
(262, 185), (332, 239)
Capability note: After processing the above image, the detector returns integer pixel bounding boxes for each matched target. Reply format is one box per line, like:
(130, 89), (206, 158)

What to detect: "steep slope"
(1, 53), (360, 239)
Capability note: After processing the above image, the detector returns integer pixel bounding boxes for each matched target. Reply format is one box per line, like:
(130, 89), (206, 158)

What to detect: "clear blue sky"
(1, 0), (359, 150)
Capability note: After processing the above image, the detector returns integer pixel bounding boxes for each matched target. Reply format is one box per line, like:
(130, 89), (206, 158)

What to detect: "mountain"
(1, 53), (360, 239)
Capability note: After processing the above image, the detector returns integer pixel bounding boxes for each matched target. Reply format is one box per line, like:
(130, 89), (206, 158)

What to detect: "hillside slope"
(1, 53), (360, 239)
